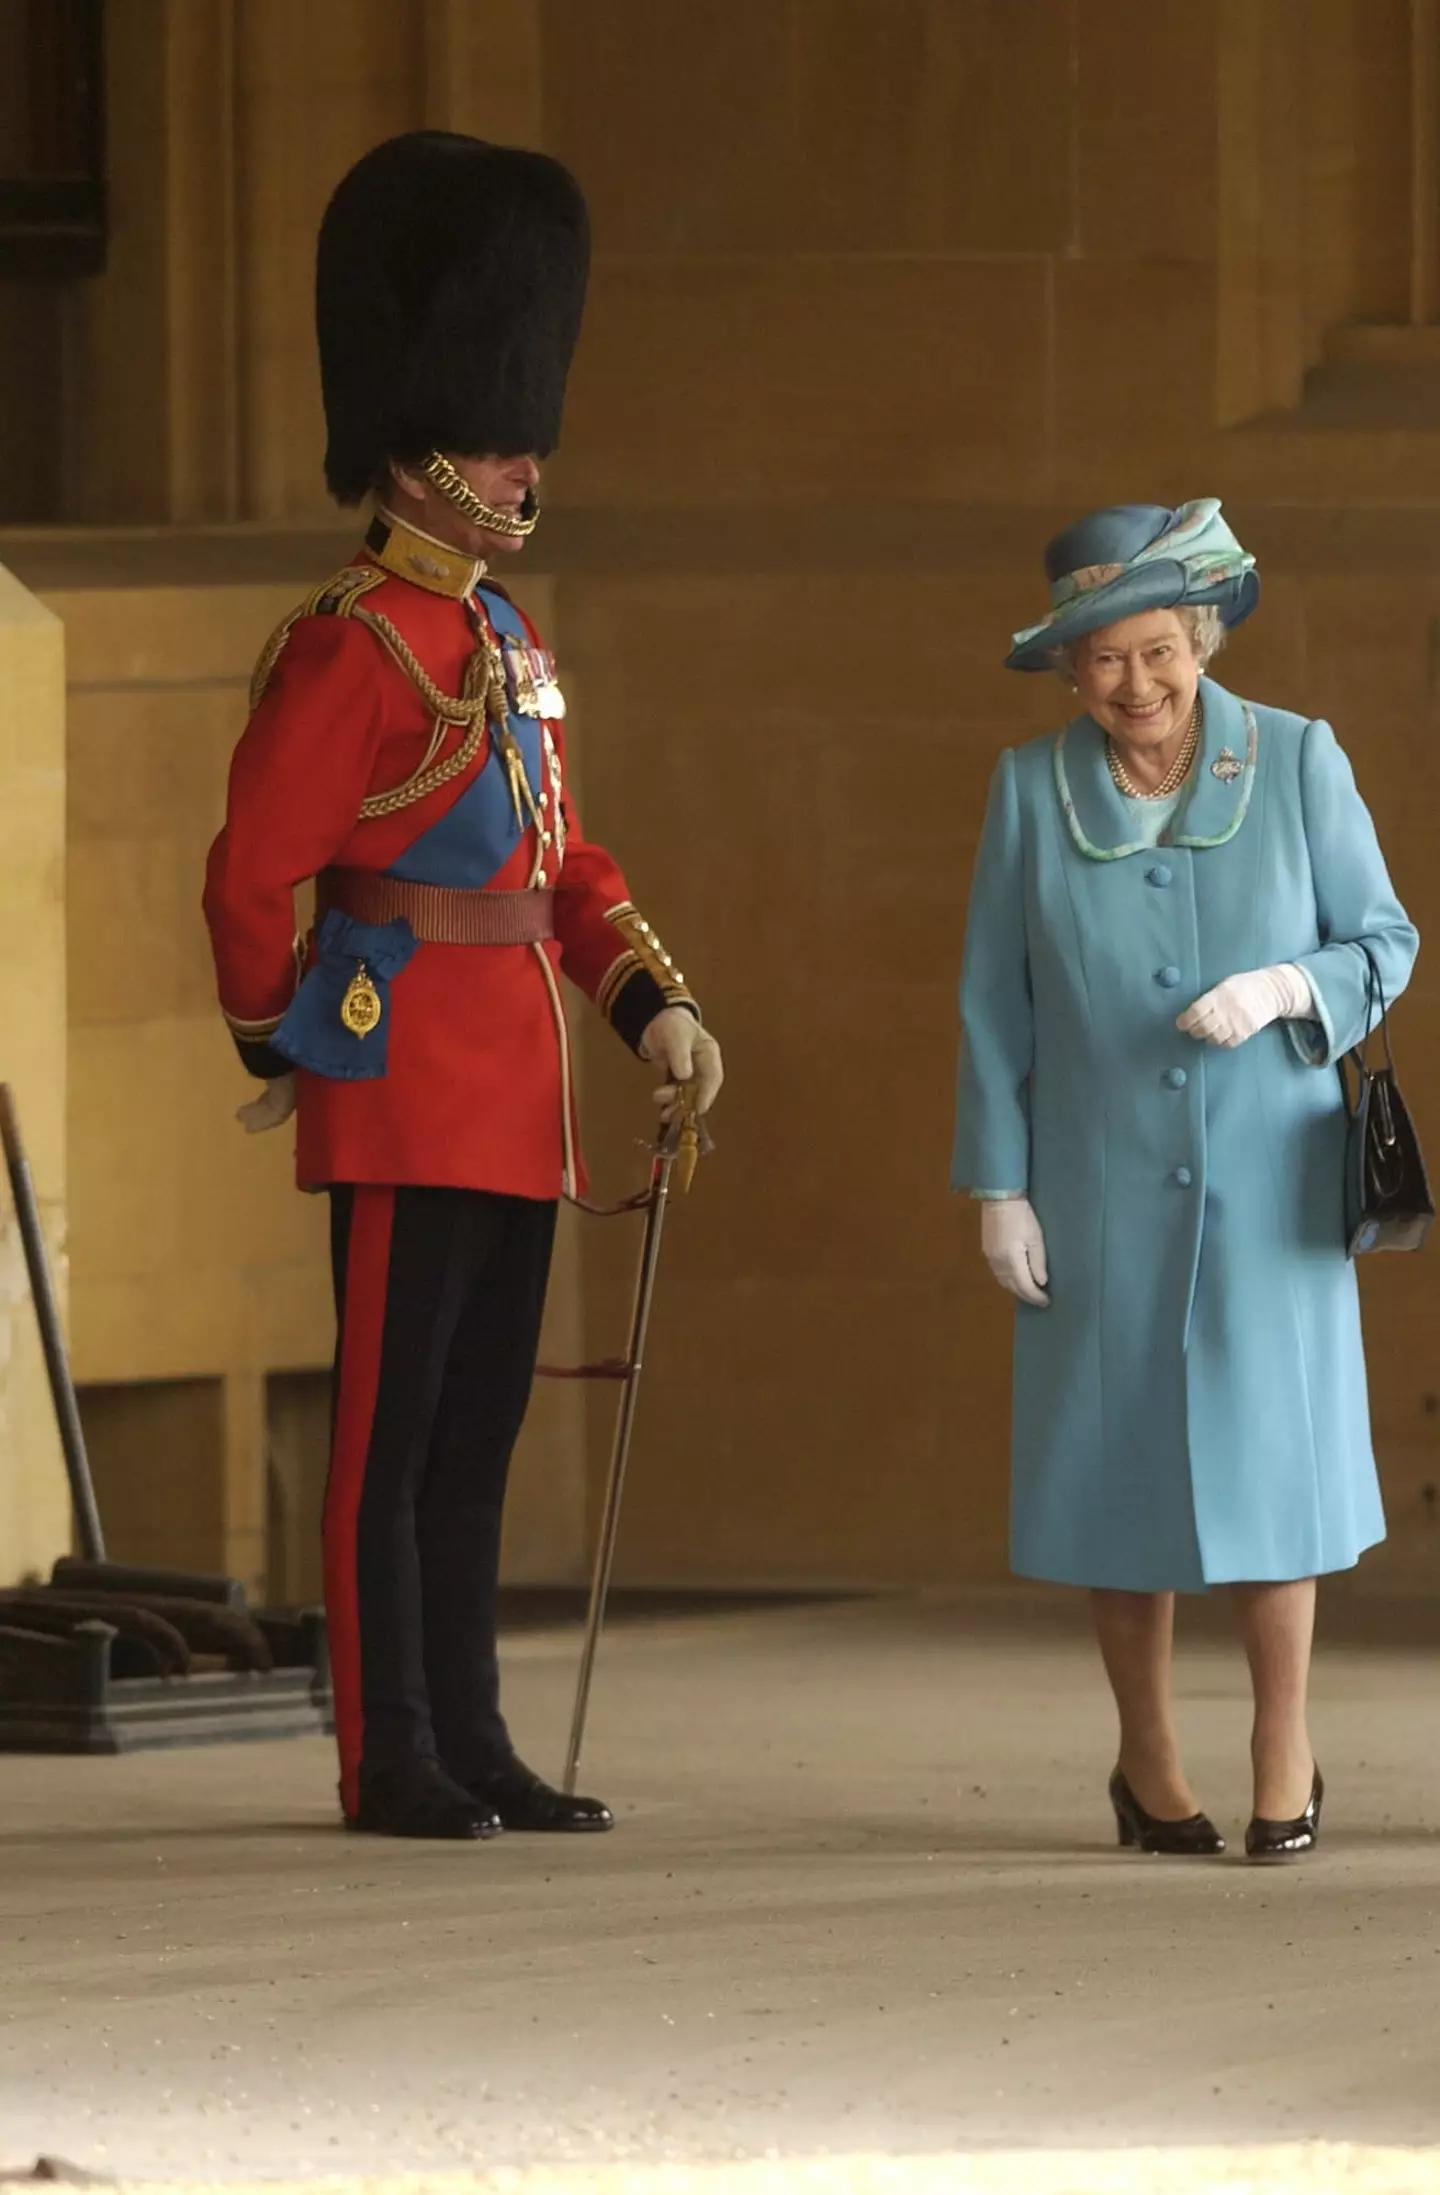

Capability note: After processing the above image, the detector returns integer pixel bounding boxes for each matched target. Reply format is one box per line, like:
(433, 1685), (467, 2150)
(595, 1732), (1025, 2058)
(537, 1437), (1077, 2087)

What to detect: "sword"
(561, 1085), (711, 1796)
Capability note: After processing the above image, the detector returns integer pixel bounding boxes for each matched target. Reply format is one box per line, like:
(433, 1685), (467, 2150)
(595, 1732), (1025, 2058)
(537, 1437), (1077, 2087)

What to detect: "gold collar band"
(365, 509), (487, 598)
(422, 451), (540, 538)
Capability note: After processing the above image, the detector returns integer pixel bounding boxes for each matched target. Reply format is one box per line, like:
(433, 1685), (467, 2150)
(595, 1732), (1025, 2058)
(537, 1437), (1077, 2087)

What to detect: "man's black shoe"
(464, 1758), (613, 1833)
(348, 1759), (502, 1840)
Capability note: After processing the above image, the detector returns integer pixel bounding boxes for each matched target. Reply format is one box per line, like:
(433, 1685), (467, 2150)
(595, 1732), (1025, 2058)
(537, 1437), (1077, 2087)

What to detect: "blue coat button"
(1146, 865), (1173, 887)
(1173, 1166), (1193, 1188)
(1163, 1067), (1188, 1090)
(1156, 965), (1181, 989)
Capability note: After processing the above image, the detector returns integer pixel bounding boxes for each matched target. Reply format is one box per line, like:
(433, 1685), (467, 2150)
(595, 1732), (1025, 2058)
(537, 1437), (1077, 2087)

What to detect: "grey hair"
(1048, 604), (1226, 685)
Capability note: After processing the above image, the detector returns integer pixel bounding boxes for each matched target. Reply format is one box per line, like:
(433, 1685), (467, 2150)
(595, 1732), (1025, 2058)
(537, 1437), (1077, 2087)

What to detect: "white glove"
(640, 1008), (724, 1122)
(1177, 963), (1314, 1050)
(980, 1197), (1050, 1309)
(236, 1073), (296, 1134)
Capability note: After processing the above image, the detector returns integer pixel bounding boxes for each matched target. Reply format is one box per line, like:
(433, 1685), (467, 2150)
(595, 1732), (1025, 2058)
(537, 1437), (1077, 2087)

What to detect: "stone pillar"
(1215, 0), (1307, 426)
(232, 0), (425, 519)
(63, 0), (242, 522)
(0, 564), (69, 1585)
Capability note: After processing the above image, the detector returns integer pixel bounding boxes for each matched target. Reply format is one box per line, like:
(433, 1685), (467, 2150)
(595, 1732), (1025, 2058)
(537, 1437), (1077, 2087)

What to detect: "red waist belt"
(317, 869), (556, 946)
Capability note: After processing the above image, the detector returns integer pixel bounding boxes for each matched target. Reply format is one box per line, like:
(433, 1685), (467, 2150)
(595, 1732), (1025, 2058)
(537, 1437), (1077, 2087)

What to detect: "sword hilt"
(658, 1080), (712, 1195)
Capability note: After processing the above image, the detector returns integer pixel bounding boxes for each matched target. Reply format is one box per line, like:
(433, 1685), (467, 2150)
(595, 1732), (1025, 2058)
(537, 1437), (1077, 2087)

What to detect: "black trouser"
(324, 1183), (557, 1817)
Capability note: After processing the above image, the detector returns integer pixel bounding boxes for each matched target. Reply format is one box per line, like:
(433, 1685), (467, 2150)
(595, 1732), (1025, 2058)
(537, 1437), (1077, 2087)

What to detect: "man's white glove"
(981, 1196), (1050, 1309)
(1177, 963), (1314, 1050)
(640, 1008), (724, 1123)
(236, 1073), (297, 1134)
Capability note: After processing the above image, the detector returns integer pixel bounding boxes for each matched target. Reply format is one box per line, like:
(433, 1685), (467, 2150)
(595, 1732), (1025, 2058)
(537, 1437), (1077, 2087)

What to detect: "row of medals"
(503, 638), (566, 720)
(340, 636), (566, 1037)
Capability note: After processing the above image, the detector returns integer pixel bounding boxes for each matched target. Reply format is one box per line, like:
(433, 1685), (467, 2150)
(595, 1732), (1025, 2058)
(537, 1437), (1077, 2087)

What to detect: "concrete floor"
(2, 1594), (1440, 2184)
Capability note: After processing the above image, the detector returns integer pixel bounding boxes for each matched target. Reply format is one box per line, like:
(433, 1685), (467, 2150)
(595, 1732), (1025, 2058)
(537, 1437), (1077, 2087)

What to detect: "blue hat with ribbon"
(1005, 498), (1259, 673)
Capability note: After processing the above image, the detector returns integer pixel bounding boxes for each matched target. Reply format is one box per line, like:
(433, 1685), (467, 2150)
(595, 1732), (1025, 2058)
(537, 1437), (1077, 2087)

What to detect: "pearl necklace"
(1106, 696), (1201, 801)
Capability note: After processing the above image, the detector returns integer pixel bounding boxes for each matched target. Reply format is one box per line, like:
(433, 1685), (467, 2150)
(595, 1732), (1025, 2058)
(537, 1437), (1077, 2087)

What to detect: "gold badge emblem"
(1211, 747), (1244, 783)
(340, 962), (382, 1038)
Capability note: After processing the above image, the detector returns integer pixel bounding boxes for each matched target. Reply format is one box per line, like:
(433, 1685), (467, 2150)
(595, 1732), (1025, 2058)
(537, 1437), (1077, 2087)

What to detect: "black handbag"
(1341, 946), (1433, 1256)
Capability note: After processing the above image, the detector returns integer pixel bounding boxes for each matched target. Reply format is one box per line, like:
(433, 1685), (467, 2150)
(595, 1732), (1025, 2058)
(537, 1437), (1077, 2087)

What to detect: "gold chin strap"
(422, 451), (541, 538)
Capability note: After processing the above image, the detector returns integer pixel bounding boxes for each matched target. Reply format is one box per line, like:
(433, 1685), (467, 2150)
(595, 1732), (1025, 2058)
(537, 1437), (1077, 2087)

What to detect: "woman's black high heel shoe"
(1109, 1768), (1226, 1856)
(1245, 1767), (1324, 1861)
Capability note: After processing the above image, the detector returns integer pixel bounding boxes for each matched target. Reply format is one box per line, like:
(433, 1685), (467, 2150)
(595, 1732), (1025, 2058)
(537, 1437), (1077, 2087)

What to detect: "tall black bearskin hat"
(316, 131), (590, 505)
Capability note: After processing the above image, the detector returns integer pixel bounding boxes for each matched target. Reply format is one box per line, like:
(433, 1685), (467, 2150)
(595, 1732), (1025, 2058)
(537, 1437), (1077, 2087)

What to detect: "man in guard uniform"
(203, 133), (723, 1841)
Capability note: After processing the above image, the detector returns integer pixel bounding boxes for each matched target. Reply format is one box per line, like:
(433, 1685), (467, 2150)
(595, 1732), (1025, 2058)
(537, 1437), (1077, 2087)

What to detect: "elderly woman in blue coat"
(953, 501), (1418, 1862)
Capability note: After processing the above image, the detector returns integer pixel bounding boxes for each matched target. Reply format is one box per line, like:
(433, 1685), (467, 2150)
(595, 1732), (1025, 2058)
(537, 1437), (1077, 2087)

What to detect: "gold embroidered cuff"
(599, 903), (695, 1021)
(596, 949), (643, 1021)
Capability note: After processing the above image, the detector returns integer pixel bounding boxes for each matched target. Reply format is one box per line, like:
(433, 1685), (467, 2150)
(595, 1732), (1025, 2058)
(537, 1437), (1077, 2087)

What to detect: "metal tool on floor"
(537, 1088), (710, 1796)
(1, 1084), (237, 1605)
(0, 1082), (332, 1754)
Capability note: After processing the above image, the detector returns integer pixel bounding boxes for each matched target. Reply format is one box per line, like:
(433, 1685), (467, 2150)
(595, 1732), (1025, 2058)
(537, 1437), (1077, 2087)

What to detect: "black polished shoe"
(1109, 1768), (1226, 1856)
(348, 1759), (502, 1841)
(464, 1758), (613, 1833)
(1245, 1766), (1324, 1862)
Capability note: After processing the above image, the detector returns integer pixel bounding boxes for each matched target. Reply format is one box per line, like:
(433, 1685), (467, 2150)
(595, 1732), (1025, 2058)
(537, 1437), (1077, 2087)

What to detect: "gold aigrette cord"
(422, 452), (540, 538)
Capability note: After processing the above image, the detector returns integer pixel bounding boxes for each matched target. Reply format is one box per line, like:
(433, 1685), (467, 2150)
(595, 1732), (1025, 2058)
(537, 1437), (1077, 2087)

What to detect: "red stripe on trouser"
(323, 1185), (395, 1821)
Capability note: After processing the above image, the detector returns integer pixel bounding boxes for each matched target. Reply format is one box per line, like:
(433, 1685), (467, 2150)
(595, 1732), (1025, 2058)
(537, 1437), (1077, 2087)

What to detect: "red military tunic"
(204, 516), (692, 1200)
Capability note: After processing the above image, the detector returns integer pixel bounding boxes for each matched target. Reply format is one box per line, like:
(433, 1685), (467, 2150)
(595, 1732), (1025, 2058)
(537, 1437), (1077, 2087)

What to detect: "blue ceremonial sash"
(386, 587), (545, 890)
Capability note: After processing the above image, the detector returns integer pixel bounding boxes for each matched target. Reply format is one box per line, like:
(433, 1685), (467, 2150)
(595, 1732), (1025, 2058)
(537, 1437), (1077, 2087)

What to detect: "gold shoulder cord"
(351, 610), (545, 833)
(248, 566), (386, 712)
(246, 566), (538, 827)
(349, 608), (501, 821)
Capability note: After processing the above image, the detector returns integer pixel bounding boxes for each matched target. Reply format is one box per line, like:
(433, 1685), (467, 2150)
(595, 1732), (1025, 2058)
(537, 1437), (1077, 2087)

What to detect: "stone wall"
(0, 0), (1436, 1590)
(0, 565), (69, 1584)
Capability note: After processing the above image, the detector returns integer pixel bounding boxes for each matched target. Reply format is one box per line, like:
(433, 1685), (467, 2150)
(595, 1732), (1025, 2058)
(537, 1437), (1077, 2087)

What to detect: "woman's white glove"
(980, 1197), (1050, 1309)
(1177, 963), (1314, 1050)
(236, 1073), (296, 1134)
(640, 1008), (724, 1123)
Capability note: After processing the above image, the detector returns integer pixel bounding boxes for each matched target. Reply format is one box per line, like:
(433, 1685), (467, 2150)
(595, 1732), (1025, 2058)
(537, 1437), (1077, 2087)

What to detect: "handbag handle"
(1347, 942), (1393, 1076)
(1344, 943), (1401, 1159)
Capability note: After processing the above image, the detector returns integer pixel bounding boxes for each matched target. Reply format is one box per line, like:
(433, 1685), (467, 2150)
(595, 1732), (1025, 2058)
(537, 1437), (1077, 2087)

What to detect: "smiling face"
(386, 450), (542, 560)
(1071, 608), (1202, 758)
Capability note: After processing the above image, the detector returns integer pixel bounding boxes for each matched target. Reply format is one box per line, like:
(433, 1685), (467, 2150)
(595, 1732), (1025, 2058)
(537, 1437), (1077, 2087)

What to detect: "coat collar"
(1051, 677), (1257, 862)
(364, 507), (487, 599)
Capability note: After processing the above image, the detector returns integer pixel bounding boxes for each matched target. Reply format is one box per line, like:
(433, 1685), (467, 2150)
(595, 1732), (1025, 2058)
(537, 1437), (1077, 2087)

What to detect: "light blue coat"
(952, 679), (1419, 1592)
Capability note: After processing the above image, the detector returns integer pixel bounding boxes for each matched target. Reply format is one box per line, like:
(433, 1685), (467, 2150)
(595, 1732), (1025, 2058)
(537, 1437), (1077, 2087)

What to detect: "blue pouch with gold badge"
(270, 909), (418, 1081)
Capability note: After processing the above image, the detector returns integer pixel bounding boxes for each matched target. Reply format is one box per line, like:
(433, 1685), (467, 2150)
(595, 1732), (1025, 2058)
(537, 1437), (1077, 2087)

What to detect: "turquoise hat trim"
(1007, 499), (1258, 673)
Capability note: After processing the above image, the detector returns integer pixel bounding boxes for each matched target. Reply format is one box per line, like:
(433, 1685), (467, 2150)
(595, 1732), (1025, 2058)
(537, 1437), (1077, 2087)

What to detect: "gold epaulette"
(248, 564), (388, 711)
(597, 903), (696, 1022)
